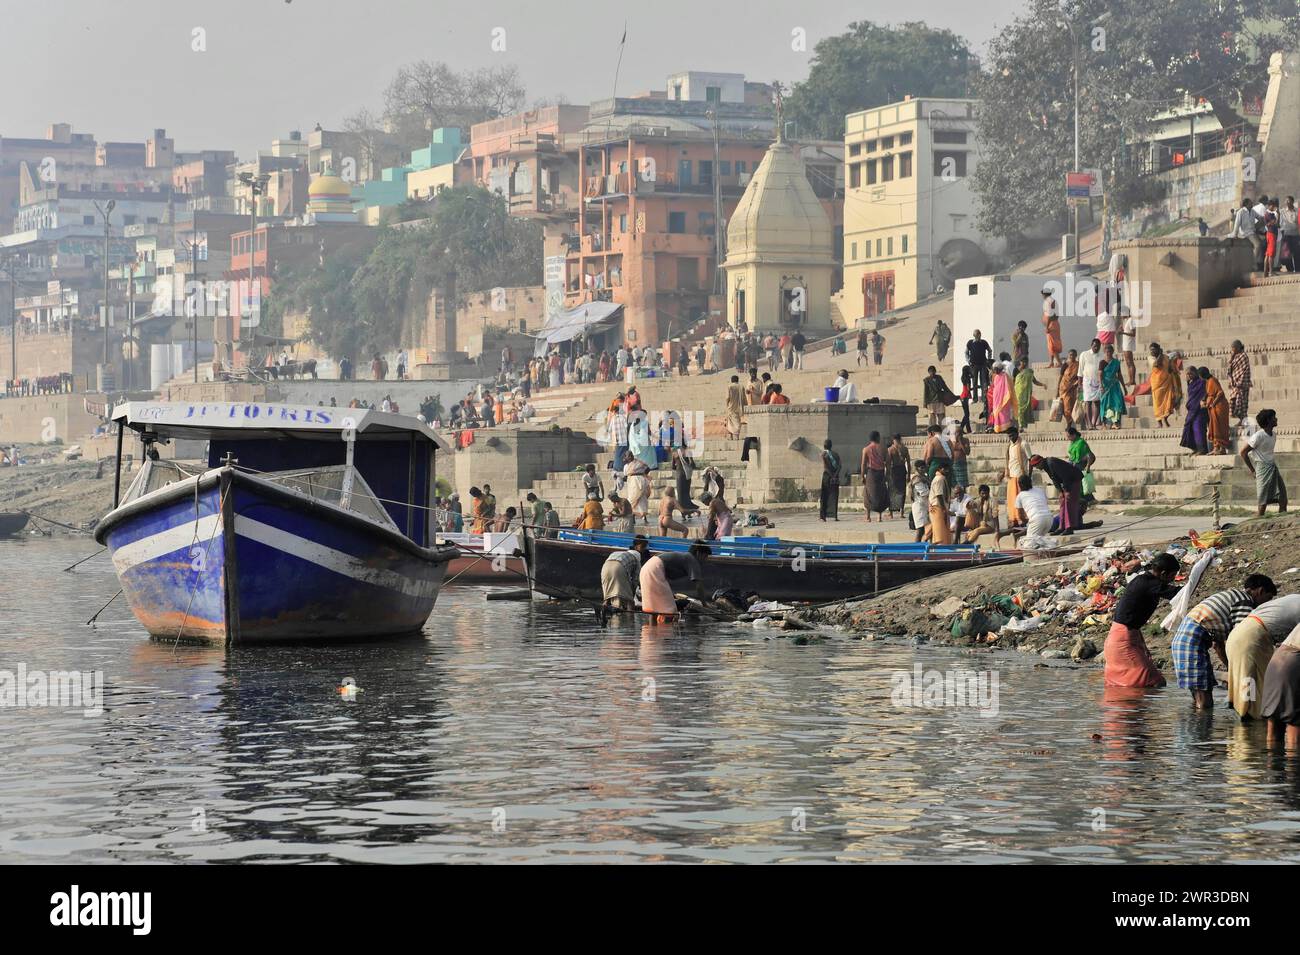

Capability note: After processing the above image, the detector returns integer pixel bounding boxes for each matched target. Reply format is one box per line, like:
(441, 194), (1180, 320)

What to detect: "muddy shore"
(801, 514), (1300, 673)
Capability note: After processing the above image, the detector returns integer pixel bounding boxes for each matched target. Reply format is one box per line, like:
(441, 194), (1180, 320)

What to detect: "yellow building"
(842, 98), (984, 322)
(723, 134), (836, 334)
(406, 164), (457, 201)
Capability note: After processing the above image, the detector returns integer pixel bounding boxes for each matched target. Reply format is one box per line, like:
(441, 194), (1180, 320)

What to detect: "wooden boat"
(437, 531), (527, 584)
(94, 401), (458, 644)
(0, 511), (31, 537)
(525, 529), (1021, 604)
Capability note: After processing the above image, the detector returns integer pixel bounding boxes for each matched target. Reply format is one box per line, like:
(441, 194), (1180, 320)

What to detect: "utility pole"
(190, 237), (199, 382)
(237, 171), (271, 369)
(94, 199), (116, 369)
(125, 260), (136, 391)
(1072, 31), (1080, 266)
(3, 256), (16, 392)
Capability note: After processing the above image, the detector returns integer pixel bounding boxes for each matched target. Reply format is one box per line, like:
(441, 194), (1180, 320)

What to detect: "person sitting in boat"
(658, 487), (690, 537)
(601, 535), (650, 612)
(607, 492), (634, 533)
(575, 491), (605, 530)
(640, 542), (711, 624)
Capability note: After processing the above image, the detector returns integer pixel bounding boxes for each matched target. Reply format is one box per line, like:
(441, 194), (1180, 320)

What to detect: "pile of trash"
(931, 537), (1223, 659)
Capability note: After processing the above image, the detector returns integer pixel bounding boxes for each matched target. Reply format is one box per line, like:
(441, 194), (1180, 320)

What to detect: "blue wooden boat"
(525, 529), (1021, 604)
(94, 401), (458, 644)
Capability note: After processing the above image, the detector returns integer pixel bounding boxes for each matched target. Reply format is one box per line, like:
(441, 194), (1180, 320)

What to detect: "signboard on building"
(1083, 168), (1103, 197)
(544, 254), (565, 327)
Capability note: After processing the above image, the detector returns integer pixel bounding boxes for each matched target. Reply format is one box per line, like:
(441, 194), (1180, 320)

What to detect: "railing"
(1132, 123), (1255, 177)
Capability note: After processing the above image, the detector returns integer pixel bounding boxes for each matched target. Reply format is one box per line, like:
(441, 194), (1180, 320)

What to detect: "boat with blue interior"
(525, 529), (1022, 604)
(94, 401), (458, 643)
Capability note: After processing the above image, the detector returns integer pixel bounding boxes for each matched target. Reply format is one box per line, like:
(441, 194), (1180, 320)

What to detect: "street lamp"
(1057, 8), (1111, 267)
(93, 198), (116, 369)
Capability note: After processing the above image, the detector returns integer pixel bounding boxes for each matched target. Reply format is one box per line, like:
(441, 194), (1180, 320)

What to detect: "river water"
(3, 538), (1300, 864)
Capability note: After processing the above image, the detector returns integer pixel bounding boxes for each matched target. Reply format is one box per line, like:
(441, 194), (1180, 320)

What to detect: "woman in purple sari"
(1180, 365), (1208, 454)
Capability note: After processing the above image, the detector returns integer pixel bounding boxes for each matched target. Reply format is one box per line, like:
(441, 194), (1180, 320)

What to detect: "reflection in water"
(3, 539), (1300, 863)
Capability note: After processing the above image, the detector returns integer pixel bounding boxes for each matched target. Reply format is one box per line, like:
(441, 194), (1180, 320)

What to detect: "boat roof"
(555, 529), (990, 558)
(110, 401), (452, 451)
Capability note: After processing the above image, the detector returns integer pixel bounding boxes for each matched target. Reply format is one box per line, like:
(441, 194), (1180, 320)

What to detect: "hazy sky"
(2, 0), (1027, 158)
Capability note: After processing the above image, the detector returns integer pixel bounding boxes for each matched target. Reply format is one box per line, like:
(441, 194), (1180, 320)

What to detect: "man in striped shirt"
(1172, 575), (1277, 708)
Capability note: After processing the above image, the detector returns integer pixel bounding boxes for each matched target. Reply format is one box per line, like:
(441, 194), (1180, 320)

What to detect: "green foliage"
(268, 186), (542, 365)
(973, 0), (1300, 245)
(787, 21), (978, 140)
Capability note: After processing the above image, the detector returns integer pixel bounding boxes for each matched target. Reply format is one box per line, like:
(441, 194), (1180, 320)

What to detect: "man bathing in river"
(1172, 575), (1278, 709)
(601, 536), (650, 612)
(1105, 553), (1180, 688)
(640, 543), (711, 624)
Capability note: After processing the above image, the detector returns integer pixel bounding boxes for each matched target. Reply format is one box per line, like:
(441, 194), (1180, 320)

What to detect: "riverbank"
(802, 514), (1300, 672)
(0, 451), (118, 534)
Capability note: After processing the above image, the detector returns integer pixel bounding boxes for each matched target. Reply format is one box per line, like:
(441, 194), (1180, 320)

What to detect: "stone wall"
(452, 426), (603, 504)
(1113, 237), (1253, 338)
(0, 391), (106, 444)
(1116, 153), (1242, 238)
(738, 401), (919, 504)
(0, 327), (104, 383)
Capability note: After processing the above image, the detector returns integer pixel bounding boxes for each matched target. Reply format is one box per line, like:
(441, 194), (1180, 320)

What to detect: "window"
(934, 151), (968, 177)
(899, 132), (913, 145)
(851, 242), (857, 260)
(735, 161), (746, 175)
(887, 237), (893, 256)
(865, 139), (878, 152)
(849, 163), (861, 189)
(864, 242), (871, 260)
(933, 130), (968, 144)
(699, 160), (713, 186)
(875, 238), (882, 256)
(865, 159), (878, 185)
(706, 86), (722, 103)
(902, 235), (909, 254)
(880, 155), (894, 182)
(880, 135), (894, 149)
(83, 215), (94, 225)
(699, 212), (715, 233)
(719, 160), (731, 176)
(849, 143), (861, 157)
(899, 151), (912, 178)
(668, 211), (686, 233)
(619, 213), (628, 233)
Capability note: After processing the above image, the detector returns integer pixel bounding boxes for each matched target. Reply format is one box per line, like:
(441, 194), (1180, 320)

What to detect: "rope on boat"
(21, 508), (93, 535)
(86, 589), (123, 627)
(63, 547), (107, 573)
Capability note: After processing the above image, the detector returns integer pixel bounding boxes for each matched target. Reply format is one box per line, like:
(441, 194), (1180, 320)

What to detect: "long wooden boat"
(525, 529), (1022, 603)
(437, 531), (527, 584)
(94, 401), (458, 644)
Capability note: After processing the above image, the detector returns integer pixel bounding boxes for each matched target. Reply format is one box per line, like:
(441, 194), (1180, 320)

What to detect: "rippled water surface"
(3, 539), (1300, 863)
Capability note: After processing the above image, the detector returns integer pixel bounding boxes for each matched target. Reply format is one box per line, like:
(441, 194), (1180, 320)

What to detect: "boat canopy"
(110, 401), (447, 546)
(110, 401), (451, 451)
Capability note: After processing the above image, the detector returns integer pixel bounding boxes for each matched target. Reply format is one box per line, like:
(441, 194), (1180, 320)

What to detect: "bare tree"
(382, 61), (527, 147)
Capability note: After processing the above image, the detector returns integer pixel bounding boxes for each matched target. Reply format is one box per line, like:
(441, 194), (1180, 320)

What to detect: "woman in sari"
(987, 361), (1014, 433)
(1099, 344), (1126, 429)
(1201, 367), (1231, 454)
(886, 435), (910, 518)
(1227, 340), (1251, 427)
(1148, 344), (1176, 427)
(468, 486), (489, 533)
(1057, 350), (1080, 428)
(861, 431), (889, 522)
(1042, 305), (1063, 368)
(1180, 365), (1208, 454)
(928, 462), (953, 544)
(1014, 359), (1043, 429)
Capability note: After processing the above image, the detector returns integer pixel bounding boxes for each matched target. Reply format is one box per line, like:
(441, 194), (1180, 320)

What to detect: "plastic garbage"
(1002, 615), (1047, 633)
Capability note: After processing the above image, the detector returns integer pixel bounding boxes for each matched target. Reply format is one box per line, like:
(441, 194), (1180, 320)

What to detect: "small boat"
(437, 530), (527, 585)
(94, 401), (458, 644)
(525, 529), (1021, 604)
(0, 511), (31, 538)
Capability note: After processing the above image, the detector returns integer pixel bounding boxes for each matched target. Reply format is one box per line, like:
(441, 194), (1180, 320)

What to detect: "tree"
(787, 21), (979, 139)
(973, 0), (1300, 246)
(382, 62), (527, 149)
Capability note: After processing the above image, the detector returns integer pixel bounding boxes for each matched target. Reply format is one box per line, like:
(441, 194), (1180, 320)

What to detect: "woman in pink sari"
(987, 361), (1014, 433)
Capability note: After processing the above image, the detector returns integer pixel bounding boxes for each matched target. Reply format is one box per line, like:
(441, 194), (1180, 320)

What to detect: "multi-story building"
(563, 74), (842, 346)
(842, 97), (986, 320)
(358, 127), (467, 221)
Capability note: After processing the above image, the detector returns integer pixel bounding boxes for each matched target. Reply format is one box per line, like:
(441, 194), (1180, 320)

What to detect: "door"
(678, 159), (692, 188)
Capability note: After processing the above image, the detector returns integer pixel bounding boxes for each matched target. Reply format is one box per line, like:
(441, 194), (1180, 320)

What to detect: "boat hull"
(96, 469), (453, 643)
(0, 512), (32, 537)
(527, 533), (1021, 603)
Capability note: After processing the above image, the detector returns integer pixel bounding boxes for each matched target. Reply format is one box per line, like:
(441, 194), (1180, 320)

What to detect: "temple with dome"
(303, 171), (359, 224)
(722, 111), (836, 334)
